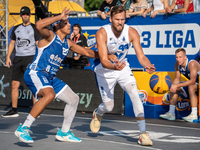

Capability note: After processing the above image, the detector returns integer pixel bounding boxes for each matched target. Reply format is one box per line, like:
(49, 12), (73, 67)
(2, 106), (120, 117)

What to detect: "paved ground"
(0, 105), (200, 150)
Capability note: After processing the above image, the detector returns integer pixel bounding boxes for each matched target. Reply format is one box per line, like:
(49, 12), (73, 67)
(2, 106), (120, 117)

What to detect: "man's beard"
(23, 19), (28, 24)
(113, 24), (123, 33)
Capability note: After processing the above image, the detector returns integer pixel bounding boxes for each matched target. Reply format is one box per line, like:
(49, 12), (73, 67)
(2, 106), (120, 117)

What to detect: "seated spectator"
(142, 0), (169, 18)
(166, 0), (194, 14)
(116, 0), (132, 12)
(126, 0), (148, 17)
(97, 0), (118, 20)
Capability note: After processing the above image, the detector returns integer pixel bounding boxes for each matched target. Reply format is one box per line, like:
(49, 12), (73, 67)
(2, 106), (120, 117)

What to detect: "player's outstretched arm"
(35, 7), (70, 40)
(68, 39), (99, 59)
(129, 27), (155, 73)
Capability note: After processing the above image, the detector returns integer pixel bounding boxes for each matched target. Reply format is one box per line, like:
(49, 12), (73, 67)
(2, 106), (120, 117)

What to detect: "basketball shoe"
(90, 108), (102, 133)
(138, 131), (153, 146)
(182, 112), (198, 122)
(159, 111), (175, 120)
(14, 124), (33, 143)
(55, 129), (82, 142)
(2, 109), (19, 118)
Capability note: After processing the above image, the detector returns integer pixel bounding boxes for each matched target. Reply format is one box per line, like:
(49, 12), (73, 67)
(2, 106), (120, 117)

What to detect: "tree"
(84, 0), (104, 12)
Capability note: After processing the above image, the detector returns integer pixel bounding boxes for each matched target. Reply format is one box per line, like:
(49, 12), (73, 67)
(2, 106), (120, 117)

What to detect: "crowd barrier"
(67, 13), (200, 71)
(0, 67), (124, 114)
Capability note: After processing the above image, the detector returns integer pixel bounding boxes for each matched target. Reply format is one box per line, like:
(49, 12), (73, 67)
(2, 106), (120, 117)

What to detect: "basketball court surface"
(0, 105), (199, 150)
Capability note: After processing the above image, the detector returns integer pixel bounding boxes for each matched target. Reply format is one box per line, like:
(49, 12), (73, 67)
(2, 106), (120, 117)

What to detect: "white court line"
(0, 110), (199, 131)
(0, 131), (161, 150)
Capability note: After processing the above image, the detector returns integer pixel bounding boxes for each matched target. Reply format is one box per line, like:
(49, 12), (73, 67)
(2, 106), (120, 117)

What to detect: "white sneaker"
(159, 111), (175, 120)
(182, 113), (198, 123)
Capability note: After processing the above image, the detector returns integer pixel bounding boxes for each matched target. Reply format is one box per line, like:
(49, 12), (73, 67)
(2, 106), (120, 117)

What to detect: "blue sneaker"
(55, 129), (82, 142)
(14, 124), (33, 143)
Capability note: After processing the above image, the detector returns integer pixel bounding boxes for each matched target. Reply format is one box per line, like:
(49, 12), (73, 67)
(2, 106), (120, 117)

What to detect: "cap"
(52, 20), (62, 28)
(20, 6), (30, 14)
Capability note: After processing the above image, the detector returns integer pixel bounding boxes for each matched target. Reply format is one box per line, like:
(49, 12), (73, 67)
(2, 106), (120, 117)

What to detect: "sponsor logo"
(0, 75), (9, 98)
(17, 37), (30, 47)
(138, 90), (148, 104)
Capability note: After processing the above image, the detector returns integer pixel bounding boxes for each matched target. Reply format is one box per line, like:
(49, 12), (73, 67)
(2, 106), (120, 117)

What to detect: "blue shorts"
(24, 69), (67, 101)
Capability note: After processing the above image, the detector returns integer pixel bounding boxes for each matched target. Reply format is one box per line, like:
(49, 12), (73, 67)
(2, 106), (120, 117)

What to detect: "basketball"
(149, 72), (172, 94)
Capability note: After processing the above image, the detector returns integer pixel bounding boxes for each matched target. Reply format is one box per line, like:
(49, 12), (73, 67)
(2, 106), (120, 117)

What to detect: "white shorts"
(95, 66), (136, 102)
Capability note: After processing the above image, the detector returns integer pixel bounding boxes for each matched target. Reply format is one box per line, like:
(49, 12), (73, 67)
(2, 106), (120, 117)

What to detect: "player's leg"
(118, 69), (152, 146)
(159, 92), (179, 120)
(55, 85), (81, 142)
(15, 70), (55, 143)
(182, 84), (198, 122)
(90, 74), (116, 133)
(22, 55), (36, 106)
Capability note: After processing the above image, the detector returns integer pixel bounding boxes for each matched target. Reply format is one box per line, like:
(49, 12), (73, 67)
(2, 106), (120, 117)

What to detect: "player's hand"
(145, 64), (155, 74)
(170, 84), (178, 93)
(114, 60), (126, 70)
(61, 7), (71, 21)
(108, 54), (117, 63)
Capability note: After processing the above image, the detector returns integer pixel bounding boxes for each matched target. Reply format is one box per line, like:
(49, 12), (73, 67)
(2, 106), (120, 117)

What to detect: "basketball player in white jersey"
(14, 8), (100, 144)
(90, 5), (155, 146)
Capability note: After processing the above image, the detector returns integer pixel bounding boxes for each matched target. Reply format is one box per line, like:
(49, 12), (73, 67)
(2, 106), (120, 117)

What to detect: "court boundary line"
(0, 130), (161, 150)
(0, 110), (199, 131)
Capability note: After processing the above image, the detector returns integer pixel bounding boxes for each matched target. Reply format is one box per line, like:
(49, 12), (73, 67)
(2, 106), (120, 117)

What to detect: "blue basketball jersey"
(178, 59), (199, 83)
(28, 33), (69, 77)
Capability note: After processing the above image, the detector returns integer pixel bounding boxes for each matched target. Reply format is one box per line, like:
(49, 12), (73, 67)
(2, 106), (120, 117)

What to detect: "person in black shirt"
(97, 0), (118, 19)
(69, 24), (89, 68)
(1, 6), (40, 118)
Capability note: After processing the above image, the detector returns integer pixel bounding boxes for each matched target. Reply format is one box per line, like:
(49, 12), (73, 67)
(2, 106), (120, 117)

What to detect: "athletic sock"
(137, 120), (146, 134)
(169, 105), (176, 115)
(22, 114), (36, 127)
(191, 107), (197, 117)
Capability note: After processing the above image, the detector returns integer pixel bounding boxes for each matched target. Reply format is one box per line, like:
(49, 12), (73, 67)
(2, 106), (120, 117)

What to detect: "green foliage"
(84, 0), (105, 12)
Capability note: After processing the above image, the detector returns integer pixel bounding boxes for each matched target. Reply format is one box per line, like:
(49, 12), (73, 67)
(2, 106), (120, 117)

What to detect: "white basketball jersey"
(94, 23), (131, 75)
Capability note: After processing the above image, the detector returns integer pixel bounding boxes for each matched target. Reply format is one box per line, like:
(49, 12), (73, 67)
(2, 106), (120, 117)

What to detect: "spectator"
(116, 0), (132, 11)
(166, 0), (194, 13)
(142, 0), (169, 18)
(1, 6), (40, 118)
(127, 0), (148, 17)
(69, 24), (89, 69)
(97, 0), (118, 19)
(159, 48), (199, 122)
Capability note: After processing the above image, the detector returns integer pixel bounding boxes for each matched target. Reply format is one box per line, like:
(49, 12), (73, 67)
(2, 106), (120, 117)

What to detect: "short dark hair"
(72, 24), (82, 33)
(110, 5), (126, 18)
(175, 48), (186, 55)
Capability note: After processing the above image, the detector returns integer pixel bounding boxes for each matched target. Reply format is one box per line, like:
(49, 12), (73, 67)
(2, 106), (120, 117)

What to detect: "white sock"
(191, 107), (197, 116)
(169, 105), (176, 115)
(22, 114), (36, 128)
(137, 120), (146, 134)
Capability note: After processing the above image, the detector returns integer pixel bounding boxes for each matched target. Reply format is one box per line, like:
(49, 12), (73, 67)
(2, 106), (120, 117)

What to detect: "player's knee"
(105, 104), (114, 112)
(104, 100), (114, 112)
(71, 94), (79, 106)
(188, 84), (197, 94)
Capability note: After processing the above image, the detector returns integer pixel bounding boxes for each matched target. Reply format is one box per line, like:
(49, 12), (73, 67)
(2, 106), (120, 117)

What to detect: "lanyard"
(73, 34), (80, 43)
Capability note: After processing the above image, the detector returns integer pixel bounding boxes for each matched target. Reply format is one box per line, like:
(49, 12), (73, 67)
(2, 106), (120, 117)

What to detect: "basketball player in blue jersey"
(90, 6), (155, 146)
(160, 48), (200, 122)
(14, 7), (100, 144)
